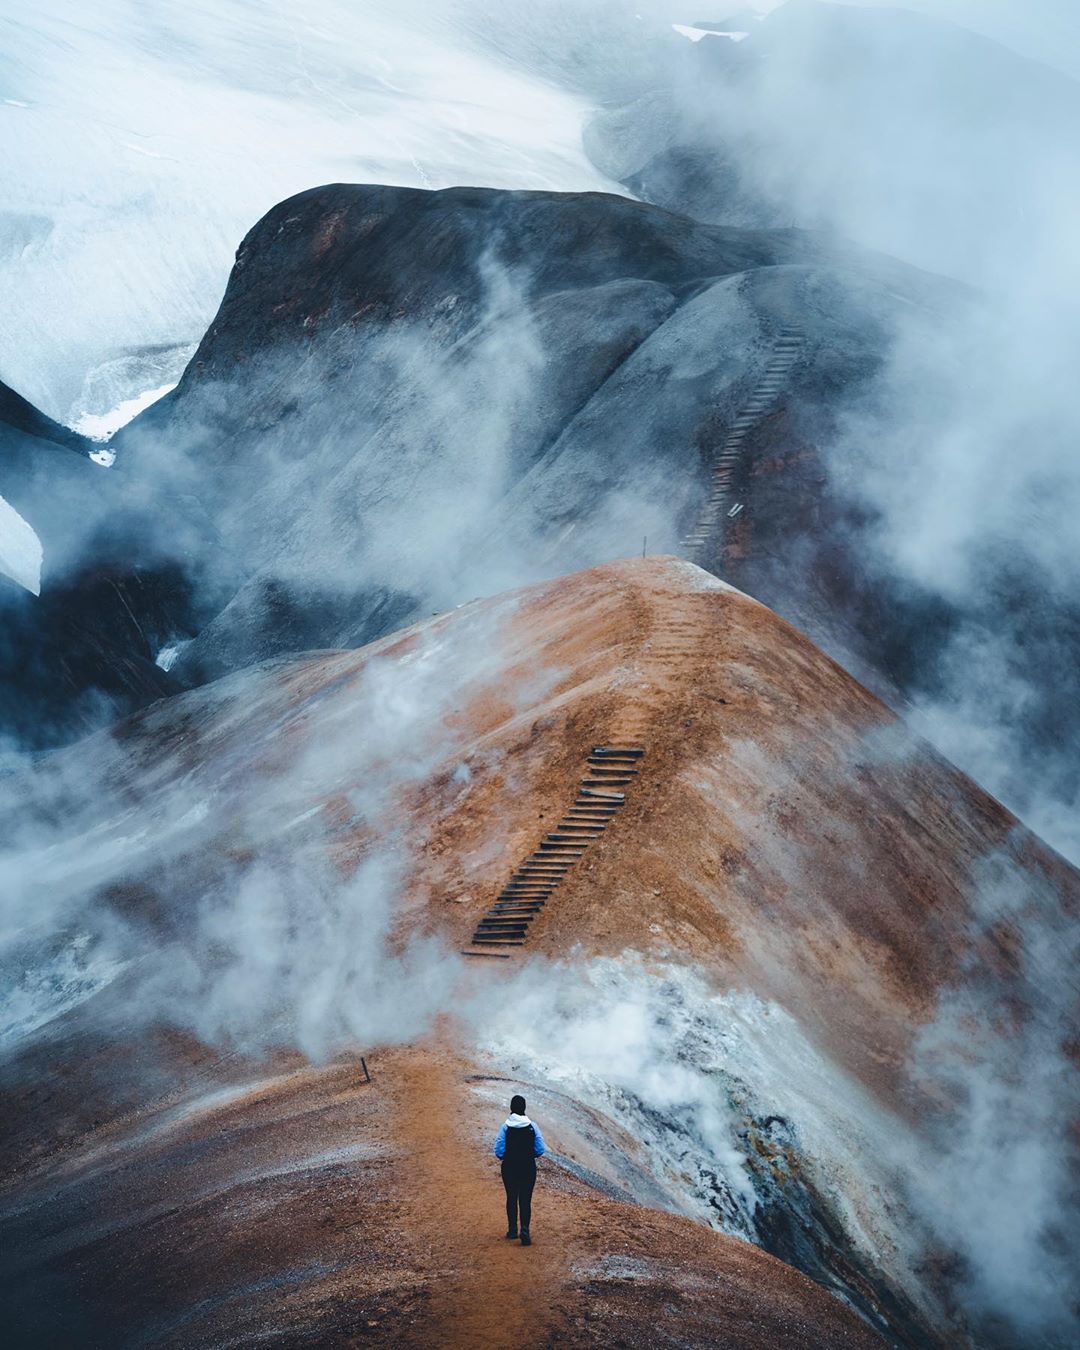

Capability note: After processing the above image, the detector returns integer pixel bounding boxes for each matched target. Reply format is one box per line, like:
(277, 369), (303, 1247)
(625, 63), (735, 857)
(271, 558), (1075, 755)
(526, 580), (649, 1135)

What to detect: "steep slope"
(2, 558), (1075, 1346)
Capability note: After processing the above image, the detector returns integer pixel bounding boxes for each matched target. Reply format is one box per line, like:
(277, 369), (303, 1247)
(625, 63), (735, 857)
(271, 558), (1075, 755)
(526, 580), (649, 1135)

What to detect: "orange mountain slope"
(2, 558), (1075, 1347)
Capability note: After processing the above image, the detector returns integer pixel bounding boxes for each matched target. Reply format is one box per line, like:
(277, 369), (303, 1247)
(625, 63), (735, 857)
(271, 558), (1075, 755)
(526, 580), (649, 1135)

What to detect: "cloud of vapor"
(0, 595), (535, 1060)
(909, 843), (1080, 1347)
(469, 920), (1078, 1346)
(116, 226), (687, 686)
(468, 955), (939, 1340)
(827, 186), (1080, 861)
(827, 0), (1080, 81)
(580, 1), (1080, 862)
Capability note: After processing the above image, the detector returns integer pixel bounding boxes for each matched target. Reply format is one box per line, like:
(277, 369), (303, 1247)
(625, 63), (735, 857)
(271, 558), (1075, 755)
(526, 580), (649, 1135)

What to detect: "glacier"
(0, 0), (626, 424)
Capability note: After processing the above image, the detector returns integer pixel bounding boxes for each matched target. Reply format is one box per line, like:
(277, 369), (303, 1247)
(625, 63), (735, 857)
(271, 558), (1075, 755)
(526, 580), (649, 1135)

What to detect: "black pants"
(502, 1163), (536, 1233)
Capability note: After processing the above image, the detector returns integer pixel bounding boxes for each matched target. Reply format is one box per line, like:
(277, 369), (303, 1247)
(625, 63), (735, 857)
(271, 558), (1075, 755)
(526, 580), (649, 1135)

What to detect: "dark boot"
(505, 1228), (518, 1239)
(520, 1230), (532, 1246)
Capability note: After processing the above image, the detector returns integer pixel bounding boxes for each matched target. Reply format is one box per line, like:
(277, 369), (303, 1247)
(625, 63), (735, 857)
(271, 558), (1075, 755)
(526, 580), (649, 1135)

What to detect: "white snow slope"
(0, 0), (626, 424)
(0, 495), (43, 596)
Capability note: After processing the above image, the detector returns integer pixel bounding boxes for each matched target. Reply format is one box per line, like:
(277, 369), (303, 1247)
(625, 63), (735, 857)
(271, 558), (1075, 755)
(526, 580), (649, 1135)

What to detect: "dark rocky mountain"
(0, 381), (94, 458)
(0, 381), (195, 749)
(116, 182), (951, 689)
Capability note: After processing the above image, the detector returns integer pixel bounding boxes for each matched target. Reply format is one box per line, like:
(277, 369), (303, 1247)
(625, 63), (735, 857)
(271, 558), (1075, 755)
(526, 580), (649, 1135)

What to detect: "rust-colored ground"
(2, 1028), (885, 1348)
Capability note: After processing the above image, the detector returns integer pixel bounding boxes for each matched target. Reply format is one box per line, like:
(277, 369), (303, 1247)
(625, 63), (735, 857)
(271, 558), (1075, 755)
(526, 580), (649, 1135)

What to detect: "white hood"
(504, 1113), (533, 1128)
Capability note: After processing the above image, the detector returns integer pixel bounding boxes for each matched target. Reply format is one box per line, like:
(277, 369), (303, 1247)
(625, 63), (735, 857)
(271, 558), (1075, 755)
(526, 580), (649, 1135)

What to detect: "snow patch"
(74, 380), (177, 442)
(0, 494), (43, 595)
(2, 932), (128, 1046)
(672, 24), (749, 44)
(154, 639), (190, 672)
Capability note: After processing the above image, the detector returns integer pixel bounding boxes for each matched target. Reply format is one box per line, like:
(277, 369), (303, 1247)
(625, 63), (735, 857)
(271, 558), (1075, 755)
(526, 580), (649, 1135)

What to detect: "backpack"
(503, 1123), (536, 1167)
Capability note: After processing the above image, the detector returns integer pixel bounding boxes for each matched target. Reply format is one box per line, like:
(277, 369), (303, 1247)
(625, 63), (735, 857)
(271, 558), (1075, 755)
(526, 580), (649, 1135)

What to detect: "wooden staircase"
(681, 327), (804, 561)
(462, 746), (645, 956)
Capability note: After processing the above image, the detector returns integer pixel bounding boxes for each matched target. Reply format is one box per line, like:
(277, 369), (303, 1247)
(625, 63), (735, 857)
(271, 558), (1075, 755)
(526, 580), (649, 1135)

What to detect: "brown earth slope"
(1, 557), (1075, 1347)
(1, 1027), (885, 1349)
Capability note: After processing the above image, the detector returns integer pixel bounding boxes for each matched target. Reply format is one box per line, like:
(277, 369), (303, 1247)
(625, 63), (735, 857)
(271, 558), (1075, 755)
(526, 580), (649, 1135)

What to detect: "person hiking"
(493, 1094), (546, 1245)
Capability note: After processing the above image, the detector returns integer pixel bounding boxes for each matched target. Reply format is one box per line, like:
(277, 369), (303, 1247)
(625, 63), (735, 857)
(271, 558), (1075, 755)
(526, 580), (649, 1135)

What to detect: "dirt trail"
(379, 1035), (888, 1349)
(391, 1040), (574, 1347)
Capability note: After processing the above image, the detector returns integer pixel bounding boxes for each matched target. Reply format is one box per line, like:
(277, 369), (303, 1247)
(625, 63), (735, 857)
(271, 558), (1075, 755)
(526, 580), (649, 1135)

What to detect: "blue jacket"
(493, 1113), (546, 1161)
